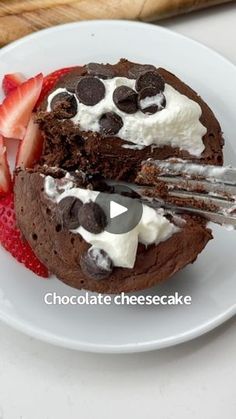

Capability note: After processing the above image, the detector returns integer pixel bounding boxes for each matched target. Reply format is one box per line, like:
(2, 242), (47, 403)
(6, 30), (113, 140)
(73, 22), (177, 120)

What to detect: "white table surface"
(0, 3), (236, 418)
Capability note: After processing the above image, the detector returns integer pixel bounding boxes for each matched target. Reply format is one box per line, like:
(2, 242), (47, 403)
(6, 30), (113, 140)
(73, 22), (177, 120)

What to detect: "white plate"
(0, 20), (235, 353)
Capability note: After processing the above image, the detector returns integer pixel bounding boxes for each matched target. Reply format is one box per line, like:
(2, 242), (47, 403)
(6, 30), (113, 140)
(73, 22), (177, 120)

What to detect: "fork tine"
(145, 159), (236, 185)
(164, 203), (236, 228)
(167, 190), (234, 210)
(139, 193), (236, 228)
(156, 175), (236, 198)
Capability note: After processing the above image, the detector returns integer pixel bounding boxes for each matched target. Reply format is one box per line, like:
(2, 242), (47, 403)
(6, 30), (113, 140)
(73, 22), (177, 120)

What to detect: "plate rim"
(0, 301), (235, 353)
(0, 19), (235, 353)
(1, 19), (236, 73)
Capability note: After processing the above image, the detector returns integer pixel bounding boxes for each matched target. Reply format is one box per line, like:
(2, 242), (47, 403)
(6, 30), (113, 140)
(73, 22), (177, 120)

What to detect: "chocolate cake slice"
(14, 168), (212, 294)
(37, 59), (224, 181)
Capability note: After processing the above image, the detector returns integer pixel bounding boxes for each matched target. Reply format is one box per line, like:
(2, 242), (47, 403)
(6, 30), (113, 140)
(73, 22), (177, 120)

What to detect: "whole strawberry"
(0, 193), (49, 278)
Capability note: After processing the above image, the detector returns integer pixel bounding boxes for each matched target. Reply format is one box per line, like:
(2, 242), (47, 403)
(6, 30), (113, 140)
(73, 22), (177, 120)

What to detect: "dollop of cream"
(44, 176), (179, 269)
(47, 76), (207, 156)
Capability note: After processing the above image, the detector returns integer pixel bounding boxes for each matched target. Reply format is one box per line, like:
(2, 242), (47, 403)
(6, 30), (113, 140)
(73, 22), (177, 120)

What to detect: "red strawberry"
(0, 73), (43, 140)
(2, 73), (26, 96)
(36, 66), (76, 107)
(0, 135), (12, 196)
(0, 193), (49, 278)
(15, 114), (44, 169)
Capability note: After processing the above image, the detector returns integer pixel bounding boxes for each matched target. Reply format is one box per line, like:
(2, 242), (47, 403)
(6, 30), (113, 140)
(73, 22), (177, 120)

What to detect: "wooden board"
(0, 0), (233, 46)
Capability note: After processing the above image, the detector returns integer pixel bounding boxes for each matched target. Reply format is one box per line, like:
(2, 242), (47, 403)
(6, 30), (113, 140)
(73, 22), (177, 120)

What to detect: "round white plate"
(0, 20), (235, 353)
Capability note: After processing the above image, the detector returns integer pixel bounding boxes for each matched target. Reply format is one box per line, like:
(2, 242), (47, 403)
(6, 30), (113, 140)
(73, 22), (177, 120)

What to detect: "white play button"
(110, 200), (128, 219)
(95, 185), (143, 234)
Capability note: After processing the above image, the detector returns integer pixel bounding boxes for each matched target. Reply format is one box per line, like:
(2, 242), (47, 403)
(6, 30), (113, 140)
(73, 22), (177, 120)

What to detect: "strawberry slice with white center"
(2, 73), (26, 96)
(16, 114), (44, 169)
(0, 135), (12, 196)
(0, 73), (43, 140)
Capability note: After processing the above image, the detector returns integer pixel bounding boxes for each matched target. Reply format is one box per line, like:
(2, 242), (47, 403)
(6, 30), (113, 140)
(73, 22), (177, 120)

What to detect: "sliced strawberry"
(15, 114), (44, 169)
(2, 73), (26, 96)
(36, 66), (76, 107)
(0, 135), (12, 196)
(0, 73), (43, 140)
(0, 193), (49, 278)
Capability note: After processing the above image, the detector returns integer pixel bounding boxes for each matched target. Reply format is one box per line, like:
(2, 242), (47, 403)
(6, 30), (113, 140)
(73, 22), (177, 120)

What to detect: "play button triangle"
(110, 200), (128, 219)
(95, 184), (143, 234)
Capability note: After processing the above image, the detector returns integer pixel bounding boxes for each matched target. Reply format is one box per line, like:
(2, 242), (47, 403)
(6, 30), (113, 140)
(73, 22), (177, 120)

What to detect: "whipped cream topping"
(44, 175), (179, 269)
(139, 93), (165, 111)
(47, 76), (207, 156)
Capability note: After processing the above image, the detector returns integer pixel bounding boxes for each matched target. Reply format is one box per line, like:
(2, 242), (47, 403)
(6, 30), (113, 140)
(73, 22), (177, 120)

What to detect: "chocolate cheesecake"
(14, 59), (224, 293)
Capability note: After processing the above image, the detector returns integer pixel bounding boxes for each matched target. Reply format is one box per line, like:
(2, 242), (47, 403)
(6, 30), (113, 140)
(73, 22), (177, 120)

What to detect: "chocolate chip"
(86, 63), (115, 79)
(51, 92), (77, 119)
(135, 70), (165, 93)
(138, 88), (166, 114)
(85, 173), (110, 192)
(99, 112), (123, 136)
(128, 64), (156, 79)
(80, 247), (113, 280)
(57, 196), (82, 229)
(65, 79), (80, 93)
(78, 201), (107, 234)
(113, 86), (138, 114)
(76, 76), (105, 106)
(56, 68), (87, 93)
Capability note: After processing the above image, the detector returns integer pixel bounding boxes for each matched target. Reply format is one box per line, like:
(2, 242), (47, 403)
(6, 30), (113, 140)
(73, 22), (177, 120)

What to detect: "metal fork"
(130, 159), (236, 228)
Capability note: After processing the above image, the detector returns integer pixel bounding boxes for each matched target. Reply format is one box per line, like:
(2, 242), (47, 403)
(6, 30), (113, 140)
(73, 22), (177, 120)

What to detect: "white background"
(0, 3), (236, 418)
